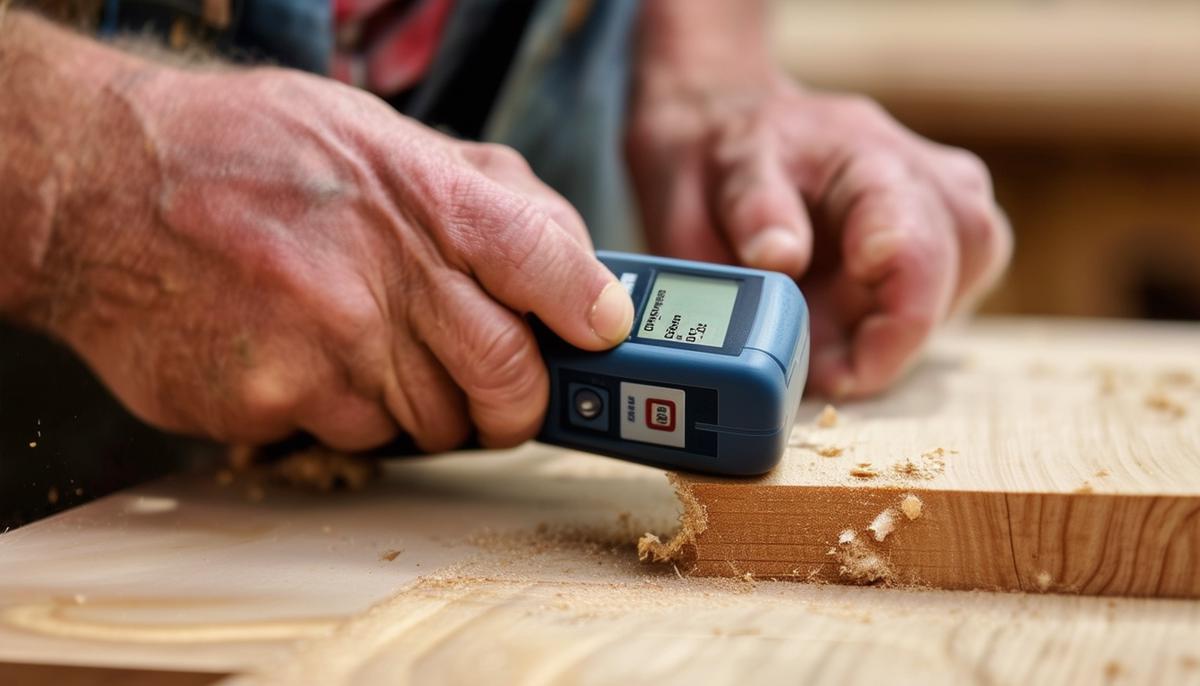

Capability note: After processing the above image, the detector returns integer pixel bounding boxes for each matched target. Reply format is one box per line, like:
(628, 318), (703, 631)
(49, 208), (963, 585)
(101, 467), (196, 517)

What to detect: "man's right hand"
(7, 22), (632, 453)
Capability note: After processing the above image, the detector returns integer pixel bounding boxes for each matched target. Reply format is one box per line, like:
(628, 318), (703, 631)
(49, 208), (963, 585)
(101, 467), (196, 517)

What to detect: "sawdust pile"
(226, 445), (380, 492)
(891, 448), (955, 481)
(637, 474), (708, 564)
(849, 463), (879, 479)
(828, 530), (892, 584)
(828, 493), (925, 584)
(1144, 391), (1187, 418)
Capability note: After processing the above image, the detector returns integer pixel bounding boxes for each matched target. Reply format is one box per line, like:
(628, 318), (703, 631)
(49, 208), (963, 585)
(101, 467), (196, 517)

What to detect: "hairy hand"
(39, 66), (632, 451)
(627, 77), (1011, 398)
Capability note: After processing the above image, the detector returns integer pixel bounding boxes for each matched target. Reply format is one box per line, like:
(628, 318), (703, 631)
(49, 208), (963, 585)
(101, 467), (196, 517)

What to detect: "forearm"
(634, 0), (776, 96)
(0, 10), (151, 324)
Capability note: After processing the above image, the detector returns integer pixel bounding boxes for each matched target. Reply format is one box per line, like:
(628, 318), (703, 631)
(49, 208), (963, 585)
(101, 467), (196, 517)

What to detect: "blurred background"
(771, 0), (1200, 320)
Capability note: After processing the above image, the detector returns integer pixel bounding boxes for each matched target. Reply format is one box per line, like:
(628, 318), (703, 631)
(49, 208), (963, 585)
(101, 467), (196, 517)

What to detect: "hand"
(32, 63), (633, 452)
(627, 73), (1011, 398)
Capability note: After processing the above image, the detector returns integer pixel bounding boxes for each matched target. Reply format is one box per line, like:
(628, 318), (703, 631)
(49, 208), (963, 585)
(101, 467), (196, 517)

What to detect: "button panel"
(619, 382), (686, 448)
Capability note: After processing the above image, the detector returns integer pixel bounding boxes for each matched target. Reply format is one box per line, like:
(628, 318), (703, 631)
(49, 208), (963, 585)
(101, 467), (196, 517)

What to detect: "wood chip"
(1145, 391), (1186, 418)
(380, 549), (403, 562)
(850, 464), (879, 479)
(900, 494), (923, 520)
(816, 446), (844, 458)
(815, 404), (839, 428)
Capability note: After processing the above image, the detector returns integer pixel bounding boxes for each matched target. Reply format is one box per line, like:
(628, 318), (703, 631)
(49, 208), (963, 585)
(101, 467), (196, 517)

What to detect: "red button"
(645, 399), (676, 432)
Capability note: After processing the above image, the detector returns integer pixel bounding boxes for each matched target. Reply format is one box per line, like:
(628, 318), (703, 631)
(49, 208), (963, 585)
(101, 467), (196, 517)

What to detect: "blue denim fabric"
(483, 0), (642, 251)
(99, 0), (331, 72)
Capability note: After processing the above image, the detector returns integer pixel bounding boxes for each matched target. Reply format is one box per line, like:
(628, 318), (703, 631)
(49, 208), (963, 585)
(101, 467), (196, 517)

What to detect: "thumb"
(452, 179), (634, 351)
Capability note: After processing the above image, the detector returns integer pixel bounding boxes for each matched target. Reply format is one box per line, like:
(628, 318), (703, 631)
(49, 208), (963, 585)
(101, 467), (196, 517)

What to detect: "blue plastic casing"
(535, 251), (809, 476)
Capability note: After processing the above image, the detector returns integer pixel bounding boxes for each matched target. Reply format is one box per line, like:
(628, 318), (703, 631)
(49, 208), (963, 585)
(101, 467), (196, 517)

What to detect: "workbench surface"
(1, 318), (1198, 685)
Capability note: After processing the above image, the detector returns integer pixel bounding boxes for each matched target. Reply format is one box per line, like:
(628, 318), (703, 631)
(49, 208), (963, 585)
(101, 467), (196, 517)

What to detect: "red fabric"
(332, 0), (456, 96)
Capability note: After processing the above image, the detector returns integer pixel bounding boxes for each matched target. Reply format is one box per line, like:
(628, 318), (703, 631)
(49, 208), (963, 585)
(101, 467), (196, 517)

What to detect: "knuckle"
(236, 366), (301, 423)
(945, 148), (993, 195)
(841, 94), (890, 125)
(466, 319), (541, 401)
(469, 142), (533, 174)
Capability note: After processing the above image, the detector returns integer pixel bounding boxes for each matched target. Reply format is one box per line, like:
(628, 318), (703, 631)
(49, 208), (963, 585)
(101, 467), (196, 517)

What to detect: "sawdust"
(271, 449), (379, 491)
(1104, 660), (1125, 681)
(867, 509), (898, 542)
(900, 494), (923, 520)
(1145, 391), (1186, 418)
(380, 549), (403, 562)
(828, 530), (892, 584)
(46, 487), (58, 505)
(815, 404), (839, 428)
(226, 444), (380, 493)
(1075, 482), (1094, 494)
(850, 463), (879, 479)
(1094, 468), (1110, 478)
(815, 445), (845, 458)
(637, 474), (707, 564)
(890, 448), (953, 481)
(1157, 369), (1195, 387)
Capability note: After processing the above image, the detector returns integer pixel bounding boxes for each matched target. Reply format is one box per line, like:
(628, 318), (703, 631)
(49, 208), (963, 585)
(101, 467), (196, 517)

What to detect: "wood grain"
(0, 318), (1197, 683)
(228, 578), (1200, 686)
(671, 319), (1200, 596)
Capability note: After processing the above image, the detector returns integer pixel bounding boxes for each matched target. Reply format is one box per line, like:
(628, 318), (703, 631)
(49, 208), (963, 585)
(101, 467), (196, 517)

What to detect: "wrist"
(0, 12), (162, 330)
(633, 0), (779, 102)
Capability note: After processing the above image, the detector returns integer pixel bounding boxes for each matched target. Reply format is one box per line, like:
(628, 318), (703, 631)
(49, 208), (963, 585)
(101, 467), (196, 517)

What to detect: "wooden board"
(658, 319), (1200, 596)
(0, 318), (1198, 684)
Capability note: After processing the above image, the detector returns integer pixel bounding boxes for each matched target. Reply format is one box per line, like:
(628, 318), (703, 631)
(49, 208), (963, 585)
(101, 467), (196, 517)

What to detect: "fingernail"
(589, 281), (634, 345)
(741, 227), (803, 271)
(860, 230), (903, 270)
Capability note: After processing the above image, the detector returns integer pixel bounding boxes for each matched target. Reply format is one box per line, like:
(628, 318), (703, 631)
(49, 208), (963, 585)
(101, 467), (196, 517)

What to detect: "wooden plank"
(656, 319), (1200, 597)
(0, 318), (1197, 682)
(225, 578), (1200, 685)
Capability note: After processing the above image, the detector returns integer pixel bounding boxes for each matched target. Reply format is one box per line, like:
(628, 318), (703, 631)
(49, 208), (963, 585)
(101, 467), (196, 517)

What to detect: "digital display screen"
(636, 272), (739, 348)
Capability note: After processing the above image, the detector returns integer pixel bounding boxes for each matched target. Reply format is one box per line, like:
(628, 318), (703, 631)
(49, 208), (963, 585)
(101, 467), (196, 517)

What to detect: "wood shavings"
(900, 494), (923, 520)
(815, 446), (844, 458)
(891, 448), (954, 480)
(638, 474), (707, 564)
(867, 509), (897, 542)
(1104, 660), (1125, 680)
(1075, 482), (1094, 494)
(815, 404), (839, 428)
(828, 530), (892, 584)
(380, 549), (402, 562)
(1145, 391), (1186, 418)
(271, 449), (379, 492)
(849, 464), (879, 479)
(1157, 369), (1195, 387)
(1095, 468), (1110, 478)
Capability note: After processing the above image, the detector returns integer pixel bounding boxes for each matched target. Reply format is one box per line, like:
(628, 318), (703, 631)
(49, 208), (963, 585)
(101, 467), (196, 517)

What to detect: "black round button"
(573, 388), (603, 420)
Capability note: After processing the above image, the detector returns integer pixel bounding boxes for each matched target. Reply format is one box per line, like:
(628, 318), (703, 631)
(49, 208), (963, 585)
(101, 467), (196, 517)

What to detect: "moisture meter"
(536, 251), (809, 476)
